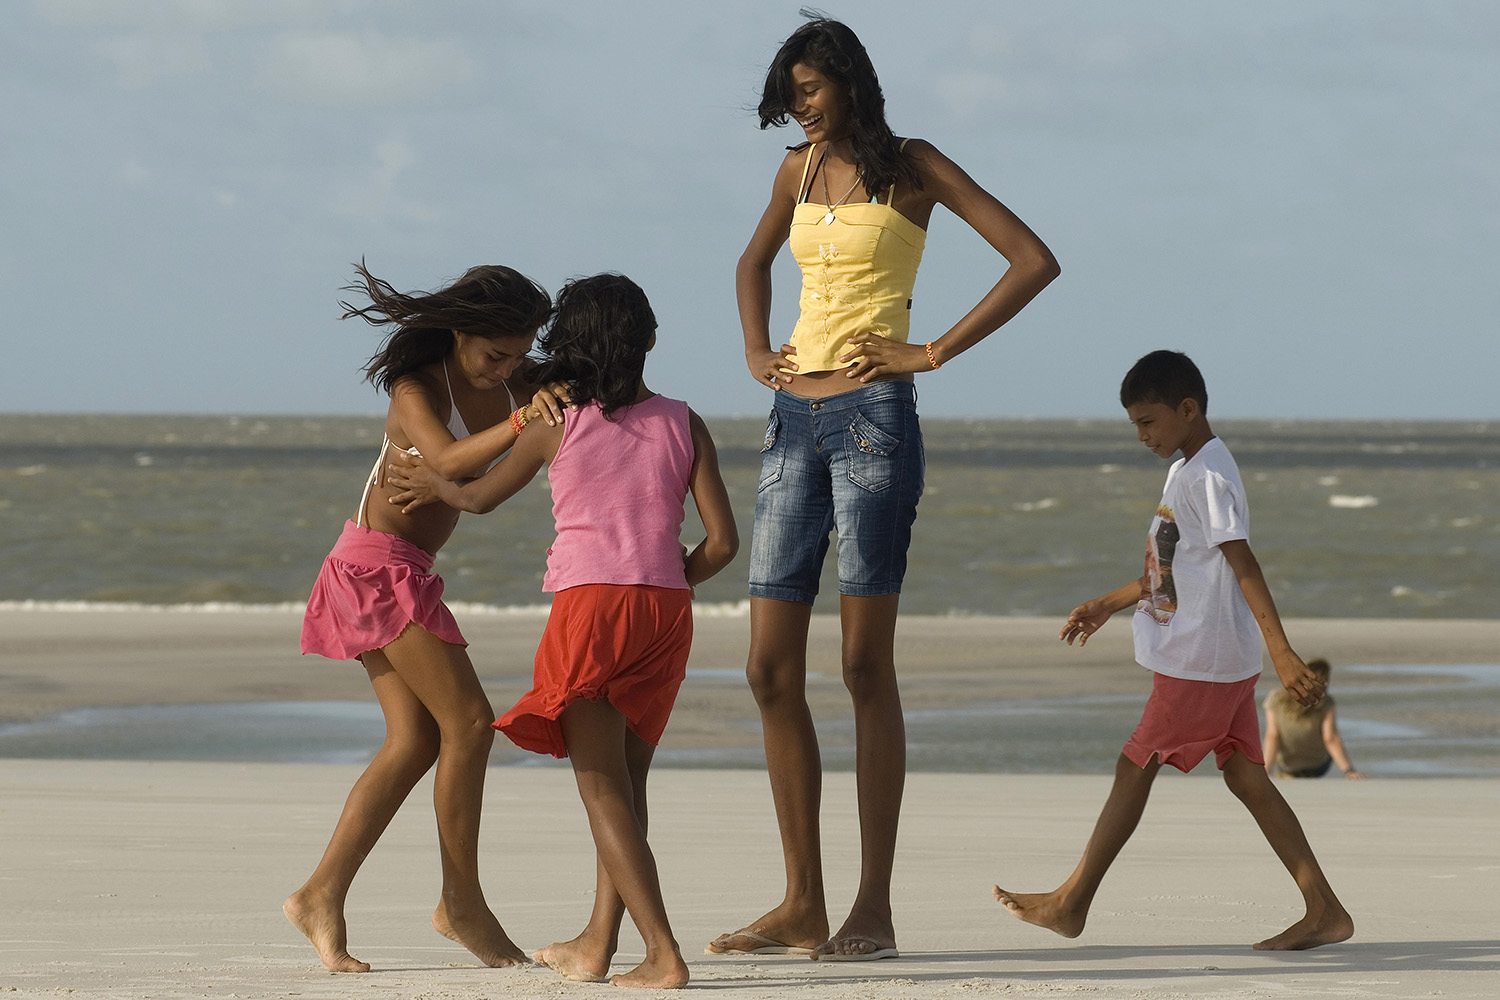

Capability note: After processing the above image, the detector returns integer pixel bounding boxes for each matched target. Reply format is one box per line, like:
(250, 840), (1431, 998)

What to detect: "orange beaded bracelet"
(924, 341), (941, 370)
(509, 406), (532, 435)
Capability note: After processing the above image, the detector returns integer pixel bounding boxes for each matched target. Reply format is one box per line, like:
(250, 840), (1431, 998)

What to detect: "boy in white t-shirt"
(993, 350), (1353, 952)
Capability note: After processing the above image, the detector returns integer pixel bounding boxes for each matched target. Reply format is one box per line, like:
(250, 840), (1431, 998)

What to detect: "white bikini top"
(356, 358), (517, 526)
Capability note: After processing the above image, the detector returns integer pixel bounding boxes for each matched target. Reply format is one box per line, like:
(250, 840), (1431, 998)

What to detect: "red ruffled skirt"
(497, 584), (692, 758)
(300, 520), (466, 661)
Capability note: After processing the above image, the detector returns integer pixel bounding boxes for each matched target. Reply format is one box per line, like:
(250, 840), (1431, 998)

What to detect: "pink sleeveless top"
(543, 394), (694, 593)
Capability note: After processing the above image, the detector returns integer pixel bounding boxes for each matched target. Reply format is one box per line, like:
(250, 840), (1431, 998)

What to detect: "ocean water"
(3, 413), (1497, 618)
(2, 412), (1497, 772)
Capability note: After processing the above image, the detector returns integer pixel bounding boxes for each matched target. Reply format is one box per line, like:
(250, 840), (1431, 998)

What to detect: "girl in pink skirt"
(286, 262), (554, 973)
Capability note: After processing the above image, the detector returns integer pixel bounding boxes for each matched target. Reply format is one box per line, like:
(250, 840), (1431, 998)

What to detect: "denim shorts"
(748, 380), (924, 604)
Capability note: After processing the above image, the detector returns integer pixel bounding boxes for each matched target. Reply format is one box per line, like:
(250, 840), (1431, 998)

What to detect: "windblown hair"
(531, 274), (656, 418)
(1119, 350), (1209, 413)
(758, 11), (920, 198)
(345, 261), (552, 395)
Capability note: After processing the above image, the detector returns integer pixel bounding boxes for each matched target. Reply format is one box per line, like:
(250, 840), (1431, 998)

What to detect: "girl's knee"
(436, 703), (496, 754)
(746, 655), (806, 710)
(840, 655), (897, 702)
(380, 728), (441, 775)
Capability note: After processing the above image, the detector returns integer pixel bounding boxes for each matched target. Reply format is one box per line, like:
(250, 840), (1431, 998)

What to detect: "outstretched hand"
(386, 450), (443, 515)
(838, 333), (933, 382)
(1060, 600), (1113, 646)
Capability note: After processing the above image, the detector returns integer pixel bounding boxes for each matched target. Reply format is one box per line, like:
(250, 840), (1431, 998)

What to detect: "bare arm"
(388, 417), (561, 515)
(841, 140), (1060, 381)
(1219, 539), (1325, 707)
(389, 377), (521, 481)
(682, 410), (739, 588)
(737, 151), (804, 389)
(1060, 577), (1144, 647)
(1321, 708), (1366, 779)
(1262, 704), (1281, 774)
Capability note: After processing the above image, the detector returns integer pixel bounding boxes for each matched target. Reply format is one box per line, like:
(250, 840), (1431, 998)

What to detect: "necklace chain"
(819, 147), (861, 224)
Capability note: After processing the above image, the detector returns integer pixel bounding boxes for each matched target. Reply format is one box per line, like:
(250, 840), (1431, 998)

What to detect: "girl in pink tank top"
(389, 273), (739, 989)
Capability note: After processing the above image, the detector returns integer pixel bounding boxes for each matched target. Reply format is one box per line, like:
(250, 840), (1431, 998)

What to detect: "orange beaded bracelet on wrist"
(509, 406), (532, 436)
(924, 341), (941, 370)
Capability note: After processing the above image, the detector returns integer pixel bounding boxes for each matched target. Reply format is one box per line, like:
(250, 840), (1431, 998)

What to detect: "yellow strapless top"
(786, 143), (927, 373)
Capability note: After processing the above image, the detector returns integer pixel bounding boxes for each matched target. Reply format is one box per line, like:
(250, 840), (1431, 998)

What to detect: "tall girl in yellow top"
(710, 15), (1060, 962)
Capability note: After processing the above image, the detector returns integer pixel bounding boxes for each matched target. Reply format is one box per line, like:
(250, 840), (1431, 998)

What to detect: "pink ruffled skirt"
(300, 520), (466, 662)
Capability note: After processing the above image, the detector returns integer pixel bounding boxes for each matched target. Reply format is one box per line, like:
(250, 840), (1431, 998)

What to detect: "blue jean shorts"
(748, 380), (924, 604)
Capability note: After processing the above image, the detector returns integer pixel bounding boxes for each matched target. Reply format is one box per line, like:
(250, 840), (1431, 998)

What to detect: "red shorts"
(496, 584), (693, 759)
(1123, 671), (1264, 773)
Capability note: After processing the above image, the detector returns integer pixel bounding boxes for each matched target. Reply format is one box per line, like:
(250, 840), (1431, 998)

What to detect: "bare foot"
(705, 904), (827, 955)
(610, 951), (689, 989)
(534, 939), (609, 983)
(992, 885), (1087, 939)
(431, 899), (528, 967)
(283, 890), (370, 973)
(1253, 904), (1354, 951)
(810, 909), (898, 961)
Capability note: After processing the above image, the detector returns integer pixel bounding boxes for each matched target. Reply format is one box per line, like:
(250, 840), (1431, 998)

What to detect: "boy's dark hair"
(531, 273), (656, 418)
(1119, 350), (1208, 413)
(757, 11), (921, 198)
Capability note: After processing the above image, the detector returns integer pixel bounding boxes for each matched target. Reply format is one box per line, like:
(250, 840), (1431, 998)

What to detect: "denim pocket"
(847, 409), (901, 492)
(757, 408), (784, 491)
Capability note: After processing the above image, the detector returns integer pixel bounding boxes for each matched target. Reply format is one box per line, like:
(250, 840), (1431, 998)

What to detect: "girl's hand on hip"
(839, 333), (930, 381)
(748, 345), (798, 388)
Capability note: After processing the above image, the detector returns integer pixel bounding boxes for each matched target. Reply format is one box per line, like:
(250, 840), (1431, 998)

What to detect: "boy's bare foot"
(283, 891), (370, 973)
(992, 886), (1087, 939)
(610, 951), (689, 989)
(533, 939), (609, 983)
(431, 899), (528, 967)
(705, 903), (827, 955)
(1253, 905), (1354, 951)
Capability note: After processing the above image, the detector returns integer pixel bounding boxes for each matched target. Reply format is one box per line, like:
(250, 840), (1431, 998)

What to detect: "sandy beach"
(2, 609), (1498, 997)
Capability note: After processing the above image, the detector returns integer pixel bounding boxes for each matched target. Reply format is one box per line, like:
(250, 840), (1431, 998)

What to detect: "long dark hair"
(344, 261), (551, 394)
(530, 274), (656, 418)
(758, 12), (920, 197)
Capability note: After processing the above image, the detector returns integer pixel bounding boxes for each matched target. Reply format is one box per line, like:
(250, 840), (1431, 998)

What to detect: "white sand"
(2, 763), (1497, 998)
(2, 610), (1498, 997)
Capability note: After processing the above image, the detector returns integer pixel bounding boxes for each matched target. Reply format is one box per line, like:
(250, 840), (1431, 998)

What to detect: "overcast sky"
(6, 0), (1497, 419)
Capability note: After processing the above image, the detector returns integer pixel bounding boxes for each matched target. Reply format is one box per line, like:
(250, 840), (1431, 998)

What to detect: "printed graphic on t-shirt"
(1138, 504), (1180, 625)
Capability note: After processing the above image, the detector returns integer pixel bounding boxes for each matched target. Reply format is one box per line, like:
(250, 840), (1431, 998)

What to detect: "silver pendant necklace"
(820, 149), (862, 225)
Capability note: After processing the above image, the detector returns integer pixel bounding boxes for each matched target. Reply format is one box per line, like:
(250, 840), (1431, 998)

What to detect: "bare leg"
(367, 626), (526, 967)
(1221, 753), (1354, 950)
(994, 753), (1161, 938)
(812, 593), (903, 959)
(559, 698), (688, 989)
(534, 731), (655, 983)
(706, 597), (829, 955)
(283, 657), (441, 972)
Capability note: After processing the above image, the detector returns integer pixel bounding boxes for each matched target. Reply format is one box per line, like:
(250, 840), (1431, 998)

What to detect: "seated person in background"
(1263, 658), (1365, 779)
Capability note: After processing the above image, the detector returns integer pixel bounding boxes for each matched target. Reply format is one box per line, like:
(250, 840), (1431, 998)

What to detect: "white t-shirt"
(1131, 436), (1263, 683)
